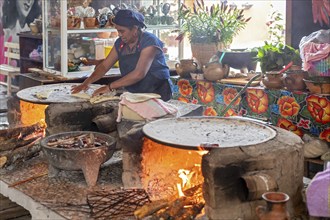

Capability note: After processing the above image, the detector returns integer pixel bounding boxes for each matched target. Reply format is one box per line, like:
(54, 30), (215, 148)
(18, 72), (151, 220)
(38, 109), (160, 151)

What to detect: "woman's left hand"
(92, 85), (110, 97)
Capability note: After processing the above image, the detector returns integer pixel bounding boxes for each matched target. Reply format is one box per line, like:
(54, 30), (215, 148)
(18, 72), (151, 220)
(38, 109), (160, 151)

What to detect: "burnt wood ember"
(87, 188), (150, 219)
(47, 133), (109, 149)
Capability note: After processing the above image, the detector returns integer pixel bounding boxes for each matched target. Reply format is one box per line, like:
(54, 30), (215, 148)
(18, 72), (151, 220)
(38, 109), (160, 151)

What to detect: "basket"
(309, 56), (330, 77)
(191, 43), (218, 67)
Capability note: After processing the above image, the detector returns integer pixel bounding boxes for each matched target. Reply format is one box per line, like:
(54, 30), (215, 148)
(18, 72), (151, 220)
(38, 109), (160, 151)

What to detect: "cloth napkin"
(301, 42), (330, 71)
(116, 92), (178, 122)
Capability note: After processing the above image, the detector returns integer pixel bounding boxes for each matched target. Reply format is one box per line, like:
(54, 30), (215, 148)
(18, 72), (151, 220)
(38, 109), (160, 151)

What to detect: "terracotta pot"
(262, 71), (284, 89)
(282, 70), (308, 91)
(303, 76), (330, 94)
(175, 59), (198, 78)
(84, 17), (96, 28)
(67, 17), (75, 28)
(203, 62), (229, 81)
(256, 192), (290, 220)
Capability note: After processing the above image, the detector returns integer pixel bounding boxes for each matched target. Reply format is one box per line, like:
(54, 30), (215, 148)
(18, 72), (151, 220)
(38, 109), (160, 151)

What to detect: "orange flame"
(19, 100), (48, 126)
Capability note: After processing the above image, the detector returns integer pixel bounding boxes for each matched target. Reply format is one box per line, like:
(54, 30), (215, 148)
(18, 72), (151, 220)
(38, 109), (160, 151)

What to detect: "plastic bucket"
(104, 46), (119, 67)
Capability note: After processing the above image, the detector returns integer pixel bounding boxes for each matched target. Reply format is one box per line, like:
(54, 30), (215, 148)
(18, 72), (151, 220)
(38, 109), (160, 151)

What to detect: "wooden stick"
(9, 171), (48, 187)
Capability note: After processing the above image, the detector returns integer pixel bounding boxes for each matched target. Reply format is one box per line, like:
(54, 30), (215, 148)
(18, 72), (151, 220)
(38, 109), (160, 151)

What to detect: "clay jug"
(282, 70), (308, 91)
(202, 62), (229, 81)
(262, 71), (284, 89)
(175, 59), (198, 78)
(256, 192), (290, 220)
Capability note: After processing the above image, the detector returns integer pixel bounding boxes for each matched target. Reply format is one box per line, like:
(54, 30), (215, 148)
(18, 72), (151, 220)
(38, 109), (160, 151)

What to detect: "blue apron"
(118, 42), (172, 101)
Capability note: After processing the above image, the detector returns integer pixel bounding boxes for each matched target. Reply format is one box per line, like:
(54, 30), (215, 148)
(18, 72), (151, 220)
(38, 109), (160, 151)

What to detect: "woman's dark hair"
(2, 0), (41, 29)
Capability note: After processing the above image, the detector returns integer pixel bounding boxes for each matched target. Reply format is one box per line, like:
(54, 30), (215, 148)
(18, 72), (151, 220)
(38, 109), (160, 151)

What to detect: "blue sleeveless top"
(114, 31), (170, 80)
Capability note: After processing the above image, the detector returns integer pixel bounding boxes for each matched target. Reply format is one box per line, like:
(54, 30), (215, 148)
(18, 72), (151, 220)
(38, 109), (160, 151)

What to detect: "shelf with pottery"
(170, 76), (330, 142)
(42, 0), (182, 77)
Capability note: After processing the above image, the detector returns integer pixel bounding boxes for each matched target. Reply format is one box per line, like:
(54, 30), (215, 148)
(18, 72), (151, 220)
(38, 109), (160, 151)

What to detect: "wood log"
(134, 184), (204, 219)
(0, 132), (43, 152)
(156, 196), (190, 219)
(0, 122), (45, 151)
(134, 199), (169, 219)
(0, 122), (44, 140)
(0, 138), (41, 168)
(175, 202), (205, 220)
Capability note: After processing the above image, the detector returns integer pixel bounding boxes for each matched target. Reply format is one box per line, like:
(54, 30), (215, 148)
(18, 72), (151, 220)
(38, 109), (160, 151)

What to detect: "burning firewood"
(155, 199), (205, 220)
(134, 184), (204, 219)
(134, 199), (170, 219)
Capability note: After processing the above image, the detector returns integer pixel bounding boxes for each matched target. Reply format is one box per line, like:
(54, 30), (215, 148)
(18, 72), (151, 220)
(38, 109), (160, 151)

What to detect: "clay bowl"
(303, 76), (330, 95)
(282, 70), (308, 91)
(40, 131), (116, 186)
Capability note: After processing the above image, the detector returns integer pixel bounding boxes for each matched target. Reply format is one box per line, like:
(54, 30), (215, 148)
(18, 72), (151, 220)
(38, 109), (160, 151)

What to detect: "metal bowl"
(40, 131), (116, 186)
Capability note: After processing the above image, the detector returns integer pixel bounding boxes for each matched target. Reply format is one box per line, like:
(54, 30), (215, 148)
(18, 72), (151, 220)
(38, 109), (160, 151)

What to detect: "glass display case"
(42, 0), (181, 77)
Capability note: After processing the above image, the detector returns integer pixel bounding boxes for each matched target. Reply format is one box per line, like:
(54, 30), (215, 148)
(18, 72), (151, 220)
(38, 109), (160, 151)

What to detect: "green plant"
(267, 4), (285, 44)
(177, 0), (251, 47)
(255, 42), (301, 72)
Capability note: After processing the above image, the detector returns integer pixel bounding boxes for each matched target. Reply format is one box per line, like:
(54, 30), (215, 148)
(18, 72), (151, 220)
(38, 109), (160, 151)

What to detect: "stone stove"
(8, 84), (306, 218)
(119, 117), (306, 219)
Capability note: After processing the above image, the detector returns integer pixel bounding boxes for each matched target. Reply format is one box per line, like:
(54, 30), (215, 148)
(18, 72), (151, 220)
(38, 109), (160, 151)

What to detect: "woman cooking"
(71, 9), (172, 101)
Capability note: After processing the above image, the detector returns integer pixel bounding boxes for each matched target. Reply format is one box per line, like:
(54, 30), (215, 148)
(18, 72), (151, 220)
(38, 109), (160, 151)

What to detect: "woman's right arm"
(71, 47), (118, 93)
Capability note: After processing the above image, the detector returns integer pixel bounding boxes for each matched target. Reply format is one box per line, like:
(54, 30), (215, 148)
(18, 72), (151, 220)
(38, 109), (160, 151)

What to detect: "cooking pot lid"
(142, 117), (276, 150)
(17, 83), (103, 104)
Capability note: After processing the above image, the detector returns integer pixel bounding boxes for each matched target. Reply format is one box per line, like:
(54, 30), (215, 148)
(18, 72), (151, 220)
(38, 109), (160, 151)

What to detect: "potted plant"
(177, 0), (251, 66)
(255, 42), (302, 72)
(255, 42), (304, 89)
